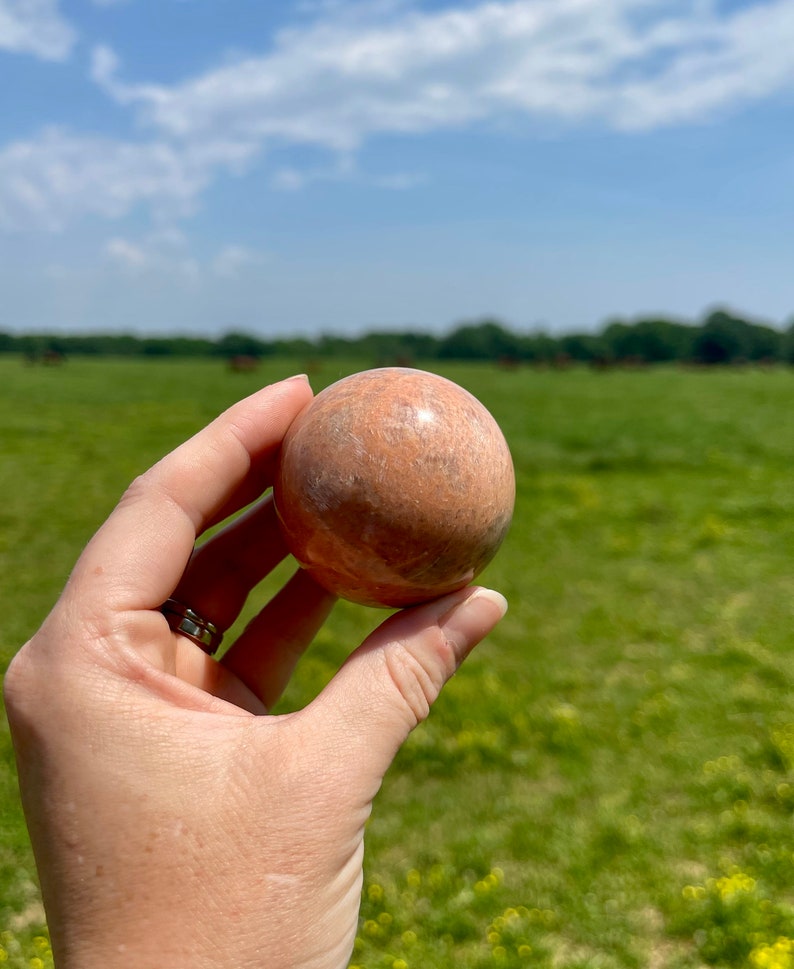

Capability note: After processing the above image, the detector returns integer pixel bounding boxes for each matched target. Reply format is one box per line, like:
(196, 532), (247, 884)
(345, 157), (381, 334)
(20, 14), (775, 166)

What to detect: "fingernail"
(438, 587), (508, 661)
(287, 373), (310, 383)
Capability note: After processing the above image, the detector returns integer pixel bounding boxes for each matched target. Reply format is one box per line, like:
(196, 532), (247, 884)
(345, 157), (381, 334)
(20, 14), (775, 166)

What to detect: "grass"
(2, 356), (794, 967)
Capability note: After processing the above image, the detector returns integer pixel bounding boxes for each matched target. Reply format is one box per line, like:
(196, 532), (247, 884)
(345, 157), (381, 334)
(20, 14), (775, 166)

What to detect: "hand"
(4, 374), (507, 969)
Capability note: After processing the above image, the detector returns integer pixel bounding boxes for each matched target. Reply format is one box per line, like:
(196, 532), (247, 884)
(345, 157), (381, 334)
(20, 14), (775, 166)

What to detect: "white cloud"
(5, 0), (794, 232)
(103, 231), (200, 281)
(90, 44), (121, 88)
(374, 171), (427, 190)
(147, 225), (189, 250)
(0, 0), (76, 60)
(92, 0), (794, 147)
(105, 236), (147, 270)
(0, 126), (258, 231)
(212, 245), (268, 278)
(270, 167), (308, 192)
(104, 230), (267, 285)
(270, 152), (356, 191)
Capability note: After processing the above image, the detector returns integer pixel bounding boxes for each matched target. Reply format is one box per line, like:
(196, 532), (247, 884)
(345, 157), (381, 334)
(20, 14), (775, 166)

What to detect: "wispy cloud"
(374, 171), (427, 190)
(103, 230), (264, 282)
(0, 126), (257, 231)
(270, 152), (356, 191)
(212, 244), (269, 278)
(103, 230), (201, 281)
(4, 0), (794, 233)
(104, 236), (148, 270)
(0, 0), (76, 60)
(100, 0), (794, 141)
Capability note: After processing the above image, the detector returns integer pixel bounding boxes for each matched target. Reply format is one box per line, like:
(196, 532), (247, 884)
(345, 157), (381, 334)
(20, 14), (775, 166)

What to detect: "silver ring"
(160, 598), (223, 655)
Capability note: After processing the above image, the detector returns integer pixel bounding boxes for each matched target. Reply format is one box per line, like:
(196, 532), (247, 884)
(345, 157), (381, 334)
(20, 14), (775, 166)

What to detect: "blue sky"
(1, 0), (793, 338)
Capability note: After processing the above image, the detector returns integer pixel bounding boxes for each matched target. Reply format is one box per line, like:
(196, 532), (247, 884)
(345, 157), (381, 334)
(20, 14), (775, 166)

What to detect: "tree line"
(4, 308), (794, 366)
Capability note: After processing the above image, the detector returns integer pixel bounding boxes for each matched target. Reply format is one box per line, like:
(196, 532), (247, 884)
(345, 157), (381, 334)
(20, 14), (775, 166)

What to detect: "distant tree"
(438, 319), (521, 361)
(558, 332), (605, 362)
(141, 338), (174, 357)
(4, 310), (789, 366)
(352, 329), (440, 364)
(519, 330), (558, 363)
(693, 309), (781, 365)
(602, 317), (694, 363)
(315, 333), (356, 357)
(214, 331), (271, 359)
(66, 334), (141, 356)
(781, 319), (794, 365)
(271, 336), (316, 357)
(742, 320), (783, 361)
(165, 337), (216, 357)
(17, 334), (49, 359)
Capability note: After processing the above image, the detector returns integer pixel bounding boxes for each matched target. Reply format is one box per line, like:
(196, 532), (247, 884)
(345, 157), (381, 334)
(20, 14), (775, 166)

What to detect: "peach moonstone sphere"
(273, 367), (515, 607)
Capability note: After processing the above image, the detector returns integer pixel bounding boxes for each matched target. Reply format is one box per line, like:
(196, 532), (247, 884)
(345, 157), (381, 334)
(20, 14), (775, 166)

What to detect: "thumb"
(305, 587), (507, 790)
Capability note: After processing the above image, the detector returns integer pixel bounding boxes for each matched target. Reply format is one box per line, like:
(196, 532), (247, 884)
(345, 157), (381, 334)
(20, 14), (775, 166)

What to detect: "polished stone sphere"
(273, 367), (515, 607)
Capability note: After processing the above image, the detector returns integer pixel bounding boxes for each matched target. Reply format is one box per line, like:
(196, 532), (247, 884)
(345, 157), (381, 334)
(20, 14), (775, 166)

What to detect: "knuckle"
(120, 467), (156, 502)
(382, 632), (455, 728)
(3, 641), (43, 726)
(116, 467), (168, 518)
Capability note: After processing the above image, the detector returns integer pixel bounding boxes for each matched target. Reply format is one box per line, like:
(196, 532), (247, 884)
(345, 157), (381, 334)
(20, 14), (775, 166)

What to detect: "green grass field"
(2, 356), (794, 968)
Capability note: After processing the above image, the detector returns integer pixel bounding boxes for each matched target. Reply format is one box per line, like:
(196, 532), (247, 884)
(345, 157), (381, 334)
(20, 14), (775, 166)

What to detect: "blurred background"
(1, 0), (793, 341)
(2, 2), (794, 967)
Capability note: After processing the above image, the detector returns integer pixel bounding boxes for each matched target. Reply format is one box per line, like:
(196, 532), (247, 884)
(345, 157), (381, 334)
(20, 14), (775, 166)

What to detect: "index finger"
(69, 374), (312, 613)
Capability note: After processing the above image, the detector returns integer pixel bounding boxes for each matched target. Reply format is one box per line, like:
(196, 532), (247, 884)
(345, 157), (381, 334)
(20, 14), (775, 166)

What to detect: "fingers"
(171, 494), (290, 634)
(174, 640), (268, 715)
(68, 375), (312, 614)
(146, 495), (334, 711)
(302, 586), (507, 792)
(221, 569), (337, 711)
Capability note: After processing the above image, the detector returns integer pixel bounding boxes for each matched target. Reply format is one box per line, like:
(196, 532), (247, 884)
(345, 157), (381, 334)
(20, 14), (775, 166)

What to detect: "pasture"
(1, 356), (794, 968)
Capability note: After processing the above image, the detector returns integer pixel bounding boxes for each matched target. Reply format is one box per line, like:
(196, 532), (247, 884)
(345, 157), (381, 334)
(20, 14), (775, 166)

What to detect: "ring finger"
(170, 492), (289, 639)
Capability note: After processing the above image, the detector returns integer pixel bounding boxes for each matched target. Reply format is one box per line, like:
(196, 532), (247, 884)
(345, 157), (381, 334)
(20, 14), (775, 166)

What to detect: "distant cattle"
(25, 349), (66, 366)
(228, 355), (260, 373)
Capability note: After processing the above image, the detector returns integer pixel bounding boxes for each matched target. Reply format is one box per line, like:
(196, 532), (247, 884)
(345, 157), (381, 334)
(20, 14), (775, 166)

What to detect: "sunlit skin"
(3, 374), (507, 969)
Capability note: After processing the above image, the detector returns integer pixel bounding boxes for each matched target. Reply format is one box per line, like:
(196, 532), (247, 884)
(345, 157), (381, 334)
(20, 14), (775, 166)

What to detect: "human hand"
(4, 374), (507, 969)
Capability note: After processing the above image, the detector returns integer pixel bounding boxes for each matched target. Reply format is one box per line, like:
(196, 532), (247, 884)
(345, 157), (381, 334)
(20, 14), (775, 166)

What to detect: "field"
(2, 356), (794, 968)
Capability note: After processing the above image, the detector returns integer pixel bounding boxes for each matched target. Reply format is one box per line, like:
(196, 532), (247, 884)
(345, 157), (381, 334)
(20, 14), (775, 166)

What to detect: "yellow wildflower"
(714, 871), (756, 900)
(750, 936), (794, 969)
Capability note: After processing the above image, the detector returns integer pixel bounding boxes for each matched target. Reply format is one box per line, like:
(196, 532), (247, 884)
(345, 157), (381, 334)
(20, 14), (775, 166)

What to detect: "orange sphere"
(273, 367), (515, 607)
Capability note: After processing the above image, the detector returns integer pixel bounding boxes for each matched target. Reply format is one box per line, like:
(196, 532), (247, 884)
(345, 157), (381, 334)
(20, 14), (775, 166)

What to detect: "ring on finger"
(160, 598), (224, 655)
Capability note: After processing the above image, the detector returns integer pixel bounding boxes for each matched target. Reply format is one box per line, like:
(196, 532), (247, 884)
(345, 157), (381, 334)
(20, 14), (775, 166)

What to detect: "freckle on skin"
(93, 566), (104, 576)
